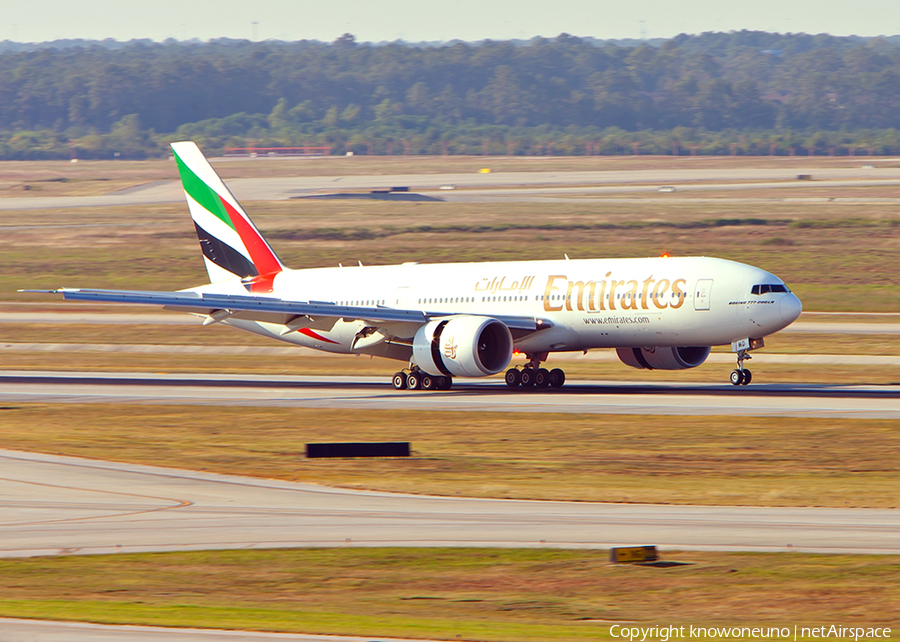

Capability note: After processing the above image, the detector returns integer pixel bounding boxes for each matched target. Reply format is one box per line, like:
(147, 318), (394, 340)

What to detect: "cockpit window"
(751, 284), (790, 295)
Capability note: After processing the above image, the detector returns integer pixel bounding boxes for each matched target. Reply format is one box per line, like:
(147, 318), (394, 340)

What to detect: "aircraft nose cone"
(780, 293), (802, 324)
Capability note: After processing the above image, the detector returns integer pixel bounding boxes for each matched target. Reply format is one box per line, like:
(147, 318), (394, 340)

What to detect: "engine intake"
(413, 316), (513, 378)
(617, 346), (711, 370)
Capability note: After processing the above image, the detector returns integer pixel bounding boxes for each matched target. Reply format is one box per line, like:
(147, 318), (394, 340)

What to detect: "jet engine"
(413, 316), (513, 378)
(616, 346), (711, 370)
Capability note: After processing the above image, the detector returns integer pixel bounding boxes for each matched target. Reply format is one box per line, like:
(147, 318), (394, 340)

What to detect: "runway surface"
(2, 164), (900, 209)
(1, 448), (897, 558)
(0, 618), (442, 642)
(0, 370), (897, 418)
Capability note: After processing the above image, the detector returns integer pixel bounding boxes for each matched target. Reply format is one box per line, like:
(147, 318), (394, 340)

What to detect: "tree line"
(3, 31), (900, 158)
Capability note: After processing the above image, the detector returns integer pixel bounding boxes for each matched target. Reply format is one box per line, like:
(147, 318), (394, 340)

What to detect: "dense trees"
(3, 32), (900, 158)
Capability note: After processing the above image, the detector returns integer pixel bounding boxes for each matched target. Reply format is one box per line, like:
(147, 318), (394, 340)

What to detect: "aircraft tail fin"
(171, 141), (285, 284)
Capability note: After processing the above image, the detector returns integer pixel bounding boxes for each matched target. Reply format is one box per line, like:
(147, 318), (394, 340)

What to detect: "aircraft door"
(694, 279), (713, 311)
(394, 286), (410, 309)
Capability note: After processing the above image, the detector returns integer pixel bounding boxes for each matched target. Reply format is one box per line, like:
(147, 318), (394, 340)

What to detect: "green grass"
(0, 549), (896, 640)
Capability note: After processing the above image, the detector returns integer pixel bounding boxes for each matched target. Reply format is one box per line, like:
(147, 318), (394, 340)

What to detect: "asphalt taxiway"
(0, 370), (896, 418)
(1, 448), (897, 558)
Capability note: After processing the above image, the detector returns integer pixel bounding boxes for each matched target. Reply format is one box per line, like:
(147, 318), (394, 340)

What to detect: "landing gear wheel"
(421, 374), (436, 390)
(519, 368), (535, 388)
(732, 348), (753, 386)
(535, 368), (551, 388)
(392, 372), (408, 390)
(505, 368), (521, 388)
(406, 372), (422, 390)
(435, 375), (451, 390)
(549, 368), (565, 389)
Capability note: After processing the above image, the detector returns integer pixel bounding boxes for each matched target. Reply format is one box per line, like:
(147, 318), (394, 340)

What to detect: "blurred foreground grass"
(1, 548), (897, 640)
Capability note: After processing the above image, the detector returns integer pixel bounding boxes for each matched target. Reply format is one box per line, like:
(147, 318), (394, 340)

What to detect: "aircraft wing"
(26, 288), (552, 336)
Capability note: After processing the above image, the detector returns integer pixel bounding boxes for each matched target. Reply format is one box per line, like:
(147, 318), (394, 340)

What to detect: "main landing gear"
(392, 368), (452, 391)
(505, 353), (565, 390)
(730, 349), (752, 386)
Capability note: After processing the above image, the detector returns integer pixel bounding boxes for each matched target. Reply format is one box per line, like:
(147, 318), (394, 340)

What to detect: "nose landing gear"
(730, 349), (752, 386)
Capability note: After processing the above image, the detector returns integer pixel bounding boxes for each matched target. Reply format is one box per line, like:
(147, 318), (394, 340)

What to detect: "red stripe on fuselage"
(220, 196), (282, 276)
(298, 327), (340, 344)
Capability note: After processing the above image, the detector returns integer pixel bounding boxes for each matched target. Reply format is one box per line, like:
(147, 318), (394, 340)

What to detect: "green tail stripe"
(173, 150), (234, 231)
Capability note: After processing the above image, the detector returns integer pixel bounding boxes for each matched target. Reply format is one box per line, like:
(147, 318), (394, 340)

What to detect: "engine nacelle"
(616, 346), (711, 370)
(413, 316), (513, 378)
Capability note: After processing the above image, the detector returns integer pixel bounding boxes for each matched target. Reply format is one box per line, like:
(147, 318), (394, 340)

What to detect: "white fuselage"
(210, 256), (802, 360)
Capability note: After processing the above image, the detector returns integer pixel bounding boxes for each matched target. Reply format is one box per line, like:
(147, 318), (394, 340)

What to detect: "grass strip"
(0, 323), (897, 356)
(267, 216), (899, 242)
(3, 200), (898, 310)
(3, 348), (898, 383)
(0, 549), (896, 640)
(0, 405), (897, 507)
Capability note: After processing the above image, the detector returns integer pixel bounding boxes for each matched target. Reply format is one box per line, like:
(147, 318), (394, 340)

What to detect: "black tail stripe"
(194, 222), (259, 278)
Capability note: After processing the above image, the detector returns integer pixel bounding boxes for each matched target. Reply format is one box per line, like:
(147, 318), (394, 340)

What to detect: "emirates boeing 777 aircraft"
(28, 142), (802, 390)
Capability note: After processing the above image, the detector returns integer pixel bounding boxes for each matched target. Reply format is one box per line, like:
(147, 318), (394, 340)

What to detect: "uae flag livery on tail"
(171, 141), (284, 284)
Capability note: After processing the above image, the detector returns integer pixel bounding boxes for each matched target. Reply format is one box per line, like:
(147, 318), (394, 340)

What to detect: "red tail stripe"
(220, 196), (282, 275)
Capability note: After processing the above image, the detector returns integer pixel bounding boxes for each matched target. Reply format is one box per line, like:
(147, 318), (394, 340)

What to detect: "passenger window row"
(418, 297), (477, 304)
(482, 295), (529, 302)
(413, 291), (688, 306)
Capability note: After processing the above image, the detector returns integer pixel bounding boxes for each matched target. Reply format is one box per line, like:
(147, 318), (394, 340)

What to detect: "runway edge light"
(610, 545), (659, 564)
